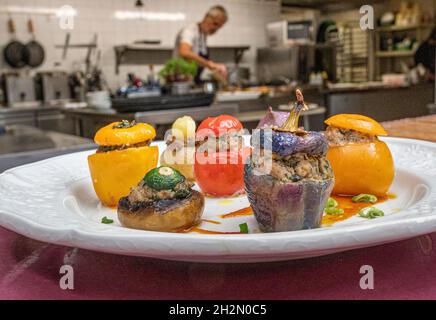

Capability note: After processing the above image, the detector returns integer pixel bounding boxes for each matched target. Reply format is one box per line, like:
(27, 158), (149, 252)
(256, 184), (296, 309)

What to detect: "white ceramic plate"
(0, 137), (435, 263)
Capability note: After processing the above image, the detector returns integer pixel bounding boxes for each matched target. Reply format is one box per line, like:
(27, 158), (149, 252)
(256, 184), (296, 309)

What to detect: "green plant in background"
(159, 58), (198, 82)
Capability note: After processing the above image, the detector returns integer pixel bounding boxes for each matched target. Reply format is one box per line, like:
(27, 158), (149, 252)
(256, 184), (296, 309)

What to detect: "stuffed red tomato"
(194, 115), (249, 197)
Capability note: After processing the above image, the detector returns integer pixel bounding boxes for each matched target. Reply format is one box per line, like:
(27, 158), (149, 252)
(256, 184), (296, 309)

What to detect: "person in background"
(415, 27), (436, 80)
(174, 5), (228, 83)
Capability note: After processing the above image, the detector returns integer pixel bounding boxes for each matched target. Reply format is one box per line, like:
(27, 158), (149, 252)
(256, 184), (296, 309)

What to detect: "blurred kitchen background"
(1, 0), (436, 168)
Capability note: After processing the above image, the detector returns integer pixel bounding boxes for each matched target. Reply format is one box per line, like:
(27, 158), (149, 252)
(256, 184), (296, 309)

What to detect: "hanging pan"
(23, 18), (45, 68)
(3, 18), (26, 68)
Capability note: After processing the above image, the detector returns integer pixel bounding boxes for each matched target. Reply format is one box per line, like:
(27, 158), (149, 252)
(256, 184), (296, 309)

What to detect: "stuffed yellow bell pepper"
(88, 120), (158, 207)
(324, 114), (394, 196)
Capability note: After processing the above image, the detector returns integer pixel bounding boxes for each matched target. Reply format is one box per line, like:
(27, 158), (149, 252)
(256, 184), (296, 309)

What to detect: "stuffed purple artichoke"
(245, 90), (334, 232)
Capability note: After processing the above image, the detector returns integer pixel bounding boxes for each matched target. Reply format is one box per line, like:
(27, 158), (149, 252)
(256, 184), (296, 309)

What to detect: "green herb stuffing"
(174, 189), (191, 199)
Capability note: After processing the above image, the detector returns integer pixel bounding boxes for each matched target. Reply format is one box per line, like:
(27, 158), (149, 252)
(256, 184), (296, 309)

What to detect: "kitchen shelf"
(375, 24), (434, 32)
(376, 50), (416, 57)
(371, 23), (434, 80)
(114, 45), (250, 74)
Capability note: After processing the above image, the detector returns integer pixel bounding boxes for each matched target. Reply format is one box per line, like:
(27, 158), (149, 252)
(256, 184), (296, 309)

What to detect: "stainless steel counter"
(0, 125), (95, 172)
(2, 82), (430, 141)
(0, 105), (75, 135)
(62, 103), (240, 139)
(325, 83), (433, 121)
(0, 105), (60, 114)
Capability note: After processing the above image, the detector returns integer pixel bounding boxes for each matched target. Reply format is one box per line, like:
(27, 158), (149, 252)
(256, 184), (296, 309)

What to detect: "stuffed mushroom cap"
(118, 166), (204, 232)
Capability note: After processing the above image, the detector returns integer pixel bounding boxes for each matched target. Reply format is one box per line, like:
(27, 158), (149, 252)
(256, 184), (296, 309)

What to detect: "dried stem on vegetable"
(280, 89), (309, 132)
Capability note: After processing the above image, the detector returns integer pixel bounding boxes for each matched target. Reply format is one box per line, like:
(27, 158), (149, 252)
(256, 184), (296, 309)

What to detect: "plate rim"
(0, 136), (435, 261)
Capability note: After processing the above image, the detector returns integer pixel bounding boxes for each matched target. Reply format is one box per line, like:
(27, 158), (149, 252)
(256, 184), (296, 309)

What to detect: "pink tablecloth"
(1, 226), (435, 300)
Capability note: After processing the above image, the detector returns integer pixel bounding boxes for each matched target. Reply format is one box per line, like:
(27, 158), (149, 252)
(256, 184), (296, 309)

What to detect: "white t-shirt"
(173, 23), (208, 58)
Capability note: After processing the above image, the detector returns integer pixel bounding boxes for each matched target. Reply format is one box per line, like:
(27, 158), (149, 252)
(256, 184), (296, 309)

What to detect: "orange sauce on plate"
(186, 227), (242, 235)
(179, 193), (396, 233)
(322, 193), (396, 226)
(220, 207), (253, 219)
(179, 224), (241, 234)
(201, 219), (222, 225)
(179, 208), (254, 234)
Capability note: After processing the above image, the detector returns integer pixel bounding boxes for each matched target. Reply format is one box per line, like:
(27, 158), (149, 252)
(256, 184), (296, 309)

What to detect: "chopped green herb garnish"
(326, 197), (338, 208)
(113, 120), (136, 129)
(358, 207), (384, 219)
(352, 194), (378, 203)
(325, 207), (344, 215)
(101, 216), (114, 224)
(239, 223), (249, 234)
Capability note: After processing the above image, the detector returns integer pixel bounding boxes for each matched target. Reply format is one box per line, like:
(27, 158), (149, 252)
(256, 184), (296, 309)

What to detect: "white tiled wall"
(0, 0), (281, 89)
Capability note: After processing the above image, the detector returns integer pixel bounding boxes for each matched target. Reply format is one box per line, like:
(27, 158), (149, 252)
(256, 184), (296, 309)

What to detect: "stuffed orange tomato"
(324, 114), (394, 196)
(88, 120), (158, 207)
(194, 115), (250, 197)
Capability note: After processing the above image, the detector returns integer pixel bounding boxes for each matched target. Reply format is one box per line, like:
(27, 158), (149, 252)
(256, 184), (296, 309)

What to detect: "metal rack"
(335, 22), (369, 83)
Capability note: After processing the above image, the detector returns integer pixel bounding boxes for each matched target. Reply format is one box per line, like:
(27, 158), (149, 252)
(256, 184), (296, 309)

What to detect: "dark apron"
(194, 24), (209, 84)
(415, 41), (436, 74)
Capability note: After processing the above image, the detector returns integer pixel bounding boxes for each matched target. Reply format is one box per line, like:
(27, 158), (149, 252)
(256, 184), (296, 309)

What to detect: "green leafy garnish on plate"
(326, 197), (338, 208)
(324, 197), (343, 215)
(352, 194), (378, 203)
(325, 207), (344, 215)
(101, 216), (114, 224)
(239, 223), (249, 234)
(358, 207), (384, 219)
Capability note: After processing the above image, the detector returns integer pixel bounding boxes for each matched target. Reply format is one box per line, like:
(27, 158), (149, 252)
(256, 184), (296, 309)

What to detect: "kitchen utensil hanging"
(56, 33), (98, 73)
(23, 17), (45, 68)
(3, 18), (26, 68)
